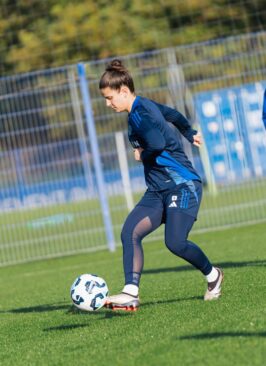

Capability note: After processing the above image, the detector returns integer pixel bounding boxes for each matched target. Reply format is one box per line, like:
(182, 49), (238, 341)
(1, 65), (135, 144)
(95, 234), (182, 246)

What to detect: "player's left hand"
(134, 148), (144, 161)
(193, 132), (202, 147)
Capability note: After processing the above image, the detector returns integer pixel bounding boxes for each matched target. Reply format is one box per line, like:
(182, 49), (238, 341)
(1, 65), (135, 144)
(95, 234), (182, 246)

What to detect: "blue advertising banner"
(195, 81), (266, 183)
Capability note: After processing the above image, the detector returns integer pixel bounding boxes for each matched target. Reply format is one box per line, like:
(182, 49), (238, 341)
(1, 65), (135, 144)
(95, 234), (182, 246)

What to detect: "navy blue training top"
(263, 89), (266, 129)
(128, 96), (201, 192)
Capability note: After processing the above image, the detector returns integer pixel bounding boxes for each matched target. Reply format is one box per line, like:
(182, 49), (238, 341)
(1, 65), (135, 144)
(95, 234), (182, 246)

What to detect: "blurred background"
(0, 0), (265, 75)
(0, 0), (265, 266)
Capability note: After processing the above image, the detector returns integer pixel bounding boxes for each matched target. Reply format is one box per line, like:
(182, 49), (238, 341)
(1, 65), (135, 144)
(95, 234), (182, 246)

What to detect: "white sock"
(123, 284), (139, 297)
(206, 267), (219, 282)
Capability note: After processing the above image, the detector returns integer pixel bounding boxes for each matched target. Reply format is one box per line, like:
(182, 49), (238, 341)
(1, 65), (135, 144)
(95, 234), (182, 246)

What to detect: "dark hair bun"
(100, 59), (135, 92)
(106, 59), (126, 72)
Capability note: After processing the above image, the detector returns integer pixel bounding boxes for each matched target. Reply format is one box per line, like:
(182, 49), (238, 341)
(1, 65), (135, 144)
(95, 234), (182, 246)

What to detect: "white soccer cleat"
(204, 267), (224, 301)
(105, 292), (140, 311)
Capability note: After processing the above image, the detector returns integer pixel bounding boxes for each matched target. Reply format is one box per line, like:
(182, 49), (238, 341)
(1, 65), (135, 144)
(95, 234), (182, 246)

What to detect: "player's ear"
(120, 85), (130, 97)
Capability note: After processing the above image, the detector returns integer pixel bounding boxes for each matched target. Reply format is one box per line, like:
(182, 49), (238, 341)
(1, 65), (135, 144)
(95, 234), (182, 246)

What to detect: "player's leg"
(106, 192), (163, 310)
(165, 210), (212, 273)
(164, 182), (223, 300)
(164, 211), (223, 300)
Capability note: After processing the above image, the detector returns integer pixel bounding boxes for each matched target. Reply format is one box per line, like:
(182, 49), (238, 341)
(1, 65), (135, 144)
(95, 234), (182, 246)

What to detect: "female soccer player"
(99, 60), (223, 311)
(263, 89), (266, 129)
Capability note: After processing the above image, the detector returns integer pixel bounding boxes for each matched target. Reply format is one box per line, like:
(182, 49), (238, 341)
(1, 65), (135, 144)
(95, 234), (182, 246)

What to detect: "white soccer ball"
(70, 274), (108, 311)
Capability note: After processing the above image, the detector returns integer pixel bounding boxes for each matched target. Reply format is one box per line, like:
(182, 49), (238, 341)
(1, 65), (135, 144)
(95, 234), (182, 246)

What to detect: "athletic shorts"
(136, 180), (202, 220)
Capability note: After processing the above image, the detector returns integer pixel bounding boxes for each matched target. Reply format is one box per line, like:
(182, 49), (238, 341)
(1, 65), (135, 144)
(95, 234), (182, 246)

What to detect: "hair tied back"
(99, 59), (135, 93)
(106, 59), (126, 73)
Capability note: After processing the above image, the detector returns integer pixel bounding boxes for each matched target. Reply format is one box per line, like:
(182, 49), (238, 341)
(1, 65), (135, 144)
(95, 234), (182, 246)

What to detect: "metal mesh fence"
(0, 31), (265, 266)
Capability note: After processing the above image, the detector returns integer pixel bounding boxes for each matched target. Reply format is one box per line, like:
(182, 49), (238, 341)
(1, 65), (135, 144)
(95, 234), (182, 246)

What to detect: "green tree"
(1, 0), (264, 75)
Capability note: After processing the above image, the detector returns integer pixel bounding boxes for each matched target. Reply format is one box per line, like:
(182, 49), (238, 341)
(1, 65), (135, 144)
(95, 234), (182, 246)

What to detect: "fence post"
(68, 69), (95, 196)
(77, 62), (116, 252)
(115, 131), (134, 211)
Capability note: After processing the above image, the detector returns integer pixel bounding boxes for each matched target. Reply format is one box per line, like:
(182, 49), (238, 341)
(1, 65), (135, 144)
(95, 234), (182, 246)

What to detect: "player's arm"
(132, 112), (166, 163)
(263, 90), (266, 129)
(154, 101), (198, 144)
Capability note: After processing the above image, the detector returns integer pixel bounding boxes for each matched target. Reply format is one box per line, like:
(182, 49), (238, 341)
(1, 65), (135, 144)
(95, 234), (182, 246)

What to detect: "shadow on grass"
(142, 295), (202, 307)
(43, 297), (203, 332)
(2, 300), (133, 319)
(4, 295), (201, 315)
(67, 306), (132, 318)
(178, 331), (266, 340)
(0, 303), (70, 314)
(143, 259), (266, 275)
(43, 309), (132, 332)
(43, 324), (89, 332)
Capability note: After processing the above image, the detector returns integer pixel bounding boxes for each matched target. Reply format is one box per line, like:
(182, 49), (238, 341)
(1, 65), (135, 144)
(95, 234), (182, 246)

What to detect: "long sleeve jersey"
(128, 96), (201, 192)
(263, 89), (266, 129)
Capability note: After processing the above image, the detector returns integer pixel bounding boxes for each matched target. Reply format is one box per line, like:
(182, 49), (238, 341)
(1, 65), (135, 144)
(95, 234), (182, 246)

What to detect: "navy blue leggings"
(121, 185), (212, 286)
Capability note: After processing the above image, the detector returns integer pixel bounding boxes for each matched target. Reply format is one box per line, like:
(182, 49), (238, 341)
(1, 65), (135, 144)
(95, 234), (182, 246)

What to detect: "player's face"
(101, 87), (129, 112)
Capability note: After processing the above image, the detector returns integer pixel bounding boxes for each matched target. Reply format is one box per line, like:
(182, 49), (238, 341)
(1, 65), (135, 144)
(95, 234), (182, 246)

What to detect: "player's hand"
(193, 132), (202, 147)
(134, 148), (144, 161)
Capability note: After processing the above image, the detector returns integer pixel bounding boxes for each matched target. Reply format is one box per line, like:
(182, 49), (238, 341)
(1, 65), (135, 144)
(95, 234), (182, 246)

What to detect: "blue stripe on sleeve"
(135, 110), (142, 123)
(131, 113), (141, 128)
(156, 151), (199, 181)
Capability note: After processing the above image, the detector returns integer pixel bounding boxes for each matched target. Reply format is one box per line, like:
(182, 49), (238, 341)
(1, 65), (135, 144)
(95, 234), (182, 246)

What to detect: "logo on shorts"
(168, 195), (177, 208)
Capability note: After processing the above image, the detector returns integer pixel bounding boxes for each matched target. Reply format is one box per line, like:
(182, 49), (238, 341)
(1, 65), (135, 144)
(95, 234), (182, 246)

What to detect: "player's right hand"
(134, 148), (143, 161)
(193, 132), (202, 147)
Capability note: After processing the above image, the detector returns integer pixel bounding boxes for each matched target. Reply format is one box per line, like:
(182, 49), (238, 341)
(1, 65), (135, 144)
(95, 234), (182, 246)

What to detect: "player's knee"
(165, 237), (187, 256)
(121, 225), (130, 246)
(121, 224), (138, 247)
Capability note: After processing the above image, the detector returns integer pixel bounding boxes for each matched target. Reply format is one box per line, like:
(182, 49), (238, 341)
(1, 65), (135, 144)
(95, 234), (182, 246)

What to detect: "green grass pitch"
(0, 222), (265, 366)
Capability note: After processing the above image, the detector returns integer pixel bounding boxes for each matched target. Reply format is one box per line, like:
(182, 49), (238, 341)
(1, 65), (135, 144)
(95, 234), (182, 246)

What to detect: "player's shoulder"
(134, 96), (163, 116)
(129, 96), (166, 130)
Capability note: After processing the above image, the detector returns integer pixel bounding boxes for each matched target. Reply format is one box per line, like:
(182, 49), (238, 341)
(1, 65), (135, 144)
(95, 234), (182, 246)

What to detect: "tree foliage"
(0, 0), (265, 74)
